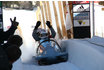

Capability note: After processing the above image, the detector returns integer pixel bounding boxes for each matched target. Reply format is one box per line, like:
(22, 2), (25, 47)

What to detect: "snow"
(87, 36), (104, 46)
(62, 38), (104, 70)
(3, 9), (104, 70)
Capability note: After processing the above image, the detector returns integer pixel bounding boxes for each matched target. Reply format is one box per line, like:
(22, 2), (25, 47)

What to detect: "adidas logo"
(77, 5), (85, 12)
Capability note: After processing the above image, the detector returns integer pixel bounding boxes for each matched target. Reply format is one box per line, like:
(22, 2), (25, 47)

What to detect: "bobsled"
(35, 39), (68, 65)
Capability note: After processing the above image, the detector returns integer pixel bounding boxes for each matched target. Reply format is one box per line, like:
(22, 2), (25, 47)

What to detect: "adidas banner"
(72, 1), (90, 38)
(73, 4), (90, 12)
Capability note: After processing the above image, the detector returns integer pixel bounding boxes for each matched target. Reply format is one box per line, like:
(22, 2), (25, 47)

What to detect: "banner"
(74, 20), (89, 27)
(73, 4), (90, 12)
(72, 1), (90, 38)
(73, 12), (90, 27)
(73, 12), (90, 20)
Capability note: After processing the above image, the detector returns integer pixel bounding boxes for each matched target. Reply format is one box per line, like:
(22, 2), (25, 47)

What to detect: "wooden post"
(40, 1), (46, 29)
(36, 6), (39, 21)
(58, 1), (67, 39)
(67, 1), (73, 38)
(46, 1), (52, 31)
(62, 1), (67, 19)
(43, 1), (48, 21)
(53, 1), (62, 39)
(43, 1), (51, 30)
(36, 5), (42, 28)
(68, 1), (73, 23)
(46, 1), (52, 24)
(62, 1), (72, 39)
(39, 13), (42, 28)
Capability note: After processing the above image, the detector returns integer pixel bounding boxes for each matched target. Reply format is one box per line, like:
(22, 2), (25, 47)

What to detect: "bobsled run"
(35, 38), (68, 65)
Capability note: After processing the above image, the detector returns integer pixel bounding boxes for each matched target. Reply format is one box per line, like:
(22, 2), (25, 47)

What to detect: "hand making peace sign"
(10, 17), (19, 27)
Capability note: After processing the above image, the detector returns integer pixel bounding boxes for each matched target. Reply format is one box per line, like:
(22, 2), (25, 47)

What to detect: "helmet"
(37, 28), (49, 39)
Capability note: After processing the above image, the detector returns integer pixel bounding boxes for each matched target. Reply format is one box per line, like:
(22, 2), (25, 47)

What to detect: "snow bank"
(62, 39), (104, 70)
(87, 36), (104, 47)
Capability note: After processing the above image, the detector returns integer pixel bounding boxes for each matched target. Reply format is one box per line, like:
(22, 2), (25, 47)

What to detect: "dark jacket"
(0, 43), (20, 70)
(0, 43), (13, 70)
(0, 46), (10, 70)
(1, 43), (11, 50)
(32, 27), (56, 41)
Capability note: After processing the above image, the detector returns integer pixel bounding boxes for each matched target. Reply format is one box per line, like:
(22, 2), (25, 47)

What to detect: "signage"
(73, 20), (89, 27)
(73, 12), (89, 20)
(73, 4), (90, 12)
(72, 1), (90, 38)
(73, 12), (90, 27)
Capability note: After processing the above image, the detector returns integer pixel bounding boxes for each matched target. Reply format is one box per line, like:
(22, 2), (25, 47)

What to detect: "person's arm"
(46, 21), (56, 38)
(2, 17), (19, 41)
(32, 28), (40, 41)
(49, 27), (56, 38)
(32, 21), (41, 41)
(3, 26), (17, 40)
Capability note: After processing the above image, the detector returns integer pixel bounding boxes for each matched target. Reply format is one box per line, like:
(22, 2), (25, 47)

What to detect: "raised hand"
(10, 17), (19, 27)
(46, 21), (52, 28)
(35, 21), (41, 29)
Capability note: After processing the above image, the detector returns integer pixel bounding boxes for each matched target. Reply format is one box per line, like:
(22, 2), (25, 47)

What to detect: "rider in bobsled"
(32, 21), (68, 65)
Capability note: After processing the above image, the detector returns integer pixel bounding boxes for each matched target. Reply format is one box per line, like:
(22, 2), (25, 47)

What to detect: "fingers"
(10, 18), (12, 22)
(13, 17), (16, 22)
(37, 21), (41, 24)
(46, 21), (50, 23)
(46, 21), (50, 24)
(46, 21), (52, 28)
(10, 17), (16, 22)
(46, 21), (50, 26)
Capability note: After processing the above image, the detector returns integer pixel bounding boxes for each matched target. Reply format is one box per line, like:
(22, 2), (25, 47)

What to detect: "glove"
(46, 21), (52, 28)
(10, 17), (19, 28)
(35, 21), (41, 29)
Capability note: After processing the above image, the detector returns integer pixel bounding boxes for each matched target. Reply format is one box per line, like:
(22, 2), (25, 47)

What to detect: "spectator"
(0, 17), (20, 70)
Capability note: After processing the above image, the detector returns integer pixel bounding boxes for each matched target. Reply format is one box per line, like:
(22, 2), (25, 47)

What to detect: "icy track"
(12, 36), (104, 70)
(13, 59), (80, 70)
